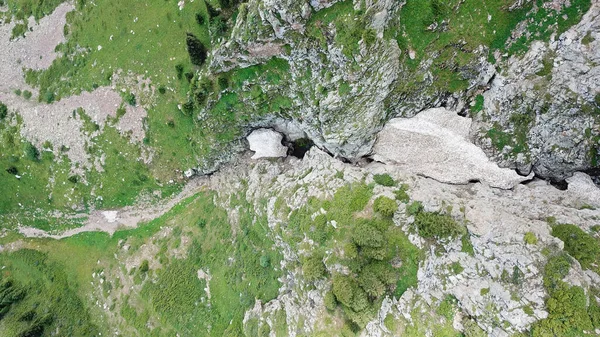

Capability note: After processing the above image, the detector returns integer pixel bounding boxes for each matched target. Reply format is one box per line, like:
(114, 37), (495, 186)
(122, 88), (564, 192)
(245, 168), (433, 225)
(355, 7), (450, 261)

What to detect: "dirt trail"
(18, 176), (211, 239)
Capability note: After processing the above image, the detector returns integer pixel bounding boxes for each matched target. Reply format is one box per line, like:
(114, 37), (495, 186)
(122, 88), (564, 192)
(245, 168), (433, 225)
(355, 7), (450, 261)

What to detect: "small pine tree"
(186, 33), (208, 66)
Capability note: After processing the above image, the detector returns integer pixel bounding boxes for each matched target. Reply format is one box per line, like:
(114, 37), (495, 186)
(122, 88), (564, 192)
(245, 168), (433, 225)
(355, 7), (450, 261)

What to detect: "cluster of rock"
(211, 0), (599, 182)
(210, 146), (600, 336)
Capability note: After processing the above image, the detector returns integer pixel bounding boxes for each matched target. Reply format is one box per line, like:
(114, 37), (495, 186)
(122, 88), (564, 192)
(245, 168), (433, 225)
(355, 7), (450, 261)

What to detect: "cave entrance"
(289, 138), (314, 159)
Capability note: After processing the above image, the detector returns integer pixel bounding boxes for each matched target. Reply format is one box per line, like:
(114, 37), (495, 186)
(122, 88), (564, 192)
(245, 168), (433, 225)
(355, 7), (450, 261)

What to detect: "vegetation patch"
(551, 223), (600, 272)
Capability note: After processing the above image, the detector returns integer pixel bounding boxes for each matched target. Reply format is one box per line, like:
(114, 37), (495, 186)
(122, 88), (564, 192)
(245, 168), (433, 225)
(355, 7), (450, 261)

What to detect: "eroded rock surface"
(373, 108), (533, 189)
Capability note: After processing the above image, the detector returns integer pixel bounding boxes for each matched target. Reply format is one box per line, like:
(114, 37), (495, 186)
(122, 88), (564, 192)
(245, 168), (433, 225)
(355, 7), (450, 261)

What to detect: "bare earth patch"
(0, 3), (148, 170)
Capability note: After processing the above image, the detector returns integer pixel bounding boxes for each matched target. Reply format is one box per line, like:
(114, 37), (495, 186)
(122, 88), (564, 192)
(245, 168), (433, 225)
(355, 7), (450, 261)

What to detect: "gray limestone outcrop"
(472, 2), (600, 180)
(207, 0), (599, 181)
(372, 108), (534, 189)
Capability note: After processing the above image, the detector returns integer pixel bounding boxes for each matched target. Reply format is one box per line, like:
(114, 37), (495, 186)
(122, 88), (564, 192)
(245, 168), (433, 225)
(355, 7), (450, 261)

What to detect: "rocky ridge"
(205, 0), (599, 182)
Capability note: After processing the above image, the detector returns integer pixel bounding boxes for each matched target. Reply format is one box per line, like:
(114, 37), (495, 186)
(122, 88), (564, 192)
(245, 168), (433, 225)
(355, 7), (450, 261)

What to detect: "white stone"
(372, 108), (533, 189)
(247, 129), (288, 159)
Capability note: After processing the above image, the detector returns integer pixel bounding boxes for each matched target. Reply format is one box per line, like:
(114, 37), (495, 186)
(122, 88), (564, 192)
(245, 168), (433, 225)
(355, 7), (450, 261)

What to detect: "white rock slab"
(373, 108), (533, 189)
(247, 129), (288, 159)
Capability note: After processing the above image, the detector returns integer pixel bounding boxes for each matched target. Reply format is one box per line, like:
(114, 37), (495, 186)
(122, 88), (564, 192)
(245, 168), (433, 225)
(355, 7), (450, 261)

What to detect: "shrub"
(373, 196), (397, 217)
(0, 102), (7, 119)
(415, 212), (464, 239)
(302, 254), (325, 281)
(332, 275), (355, 307)
(480, 288), (490, 296)
(6, 166), (18, 175)
(185, 72), (194, 83)
(67, 176), (79, 184)
(461, 234), (475, 256)
(551, 224), (600, 270)
(43, 91), (55, 104)
(463, 319), (486, 337)
(218, 76), (229, 91)
(14, 89), (22, 96)
(186, 33), (208, 66)
(357, 271), (385, 298)
(373, 174), (395, 187)
(124, 92), (136, 106)
(22, 90), (32, 100)
(195, 12), (205, 25)
(352, 222), (383, 248)
(158, 86), (166, 95)
(324, 291), (337, 311)
(436, 295), (457, 320)
(139, 260), (149, 273)
(24, 142), (40, 162)
(406, 201), (423, 216)
(175, 64), (184, 80)
(450, 262), (463, 274)
(205, 0), (220, 18)
(259, 255), (271, 268)
(394, 184), (410, 203)
(524, 232), (538, 245)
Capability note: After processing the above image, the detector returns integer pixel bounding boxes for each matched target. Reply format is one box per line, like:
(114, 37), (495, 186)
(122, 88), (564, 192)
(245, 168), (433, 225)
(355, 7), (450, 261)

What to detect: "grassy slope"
(0, 189), (282, 336)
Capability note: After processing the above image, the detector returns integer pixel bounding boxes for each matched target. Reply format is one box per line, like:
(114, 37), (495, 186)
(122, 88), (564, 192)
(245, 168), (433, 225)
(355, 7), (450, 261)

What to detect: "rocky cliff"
(206, 0), (599, 182)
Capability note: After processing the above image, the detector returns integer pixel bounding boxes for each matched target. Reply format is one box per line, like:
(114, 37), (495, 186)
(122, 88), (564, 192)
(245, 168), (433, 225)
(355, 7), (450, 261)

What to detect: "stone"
(247, 129), (288, 159)
(372, 108), (534, 189)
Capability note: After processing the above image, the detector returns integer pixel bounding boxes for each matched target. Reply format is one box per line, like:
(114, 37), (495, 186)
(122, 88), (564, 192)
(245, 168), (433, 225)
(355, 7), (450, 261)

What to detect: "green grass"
(0, 189), (282, 336)
(0, 249), (99, 336)
(529, 253), (600, 335)
(286, 182), (422, 327)
(551, 223), (600, 272)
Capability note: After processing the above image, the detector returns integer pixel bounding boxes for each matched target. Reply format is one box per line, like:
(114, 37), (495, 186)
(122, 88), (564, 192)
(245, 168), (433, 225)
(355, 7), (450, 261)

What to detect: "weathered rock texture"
(373, 108), (533, 189)
(207, 0), (600, 181)
(474, 2), (600, 180)
(206, 147), (600, 336)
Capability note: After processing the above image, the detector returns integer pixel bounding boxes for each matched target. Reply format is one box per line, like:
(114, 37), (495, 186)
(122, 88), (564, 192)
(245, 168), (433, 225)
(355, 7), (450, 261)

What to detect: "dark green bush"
(175, 64), (184, 80)
(531, 253), (599, 335)
(43, 91), (55, 104)
(352, 222), (383, 248)
(394, 184), (410, 203)
(415, 212), (464, 238)
(186, 33), (208, 66)
(195, 12), (205, 25)
(205, 0), (220, 18)
(139, 260), (149, 273)
(124, 92), (136, 106)
(373, 196), (397, 217)
(324, 291), (337, 311)
(259, 255), (270, 268)
(302, 254), (326, 281)
(332, 274), (355, 307)
(0, 102), (7, 119)
(6, 166), (18, 175)
(406, 201), (423, 216)
(22, 90), (32, 100)
(24, 142), (40, 162)
(551, 224), (600, 270)
(373, 174), (395, 187)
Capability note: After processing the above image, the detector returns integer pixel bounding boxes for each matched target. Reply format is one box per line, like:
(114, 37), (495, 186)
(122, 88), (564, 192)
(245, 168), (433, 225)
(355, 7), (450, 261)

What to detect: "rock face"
(205, 147), (600, 337)
(207, 0), (599, 180)
(247, 128), (288, 159)
(471, 2), (600, 180)
(373, 108), (533, 189)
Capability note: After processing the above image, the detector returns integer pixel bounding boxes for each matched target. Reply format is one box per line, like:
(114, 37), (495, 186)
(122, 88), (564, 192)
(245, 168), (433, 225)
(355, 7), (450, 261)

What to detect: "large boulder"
(373, 108), (533, 189)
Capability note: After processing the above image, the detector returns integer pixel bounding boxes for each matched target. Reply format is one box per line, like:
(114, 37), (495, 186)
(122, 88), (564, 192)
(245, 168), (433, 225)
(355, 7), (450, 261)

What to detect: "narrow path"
(18, 176), (210, 239)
